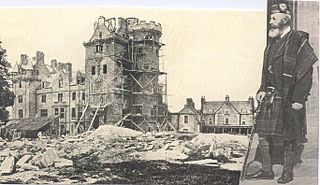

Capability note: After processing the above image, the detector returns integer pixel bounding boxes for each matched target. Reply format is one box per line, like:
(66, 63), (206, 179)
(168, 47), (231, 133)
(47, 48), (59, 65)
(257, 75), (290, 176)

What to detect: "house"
(171, 98), (201, 132)
(170, 95), (254, 135)
(200, 95), (254, 135)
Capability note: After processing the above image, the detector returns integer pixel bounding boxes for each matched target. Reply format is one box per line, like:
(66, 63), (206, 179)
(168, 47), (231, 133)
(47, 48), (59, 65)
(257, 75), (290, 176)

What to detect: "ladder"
(74, 102), (89, 135)
(87, 99), (103, 131)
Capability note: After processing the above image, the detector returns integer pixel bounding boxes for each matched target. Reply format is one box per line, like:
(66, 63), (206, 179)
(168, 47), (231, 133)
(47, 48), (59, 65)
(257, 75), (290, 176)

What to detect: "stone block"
(43, 148), (58, 167)
(16, 155), (33, 168)
(0, 156), (16, 174)
(55, 158), (73, 168)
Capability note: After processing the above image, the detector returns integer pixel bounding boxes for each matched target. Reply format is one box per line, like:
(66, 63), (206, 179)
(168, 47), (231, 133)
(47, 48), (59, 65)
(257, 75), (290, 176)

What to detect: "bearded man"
(247, 1), (318, 184)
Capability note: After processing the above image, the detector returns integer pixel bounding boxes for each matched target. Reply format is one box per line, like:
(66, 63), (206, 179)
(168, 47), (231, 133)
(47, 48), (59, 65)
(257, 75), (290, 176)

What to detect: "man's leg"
(294, 143), (304, 165)
(248, 137), (274, 179)
(277, 140), (295, 184)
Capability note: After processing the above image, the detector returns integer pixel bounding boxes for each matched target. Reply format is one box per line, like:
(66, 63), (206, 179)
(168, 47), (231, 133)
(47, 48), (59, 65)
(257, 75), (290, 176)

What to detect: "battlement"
(126, 17), (162, 33)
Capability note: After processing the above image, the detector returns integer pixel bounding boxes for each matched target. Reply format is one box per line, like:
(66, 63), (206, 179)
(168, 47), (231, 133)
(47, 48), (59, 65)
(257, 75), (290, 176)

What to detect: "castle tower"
(81, 16), (168, 133)
(83, 16), (131, 129)
(126, 18), (167, 132)
(11, 54), (40, 119)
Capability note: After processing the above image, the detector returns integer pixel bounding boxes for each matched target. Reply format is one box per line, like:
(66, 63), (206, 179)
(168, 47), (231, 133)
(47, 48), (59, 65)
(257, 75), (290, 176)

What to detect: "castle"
(9, 16), (168, 136)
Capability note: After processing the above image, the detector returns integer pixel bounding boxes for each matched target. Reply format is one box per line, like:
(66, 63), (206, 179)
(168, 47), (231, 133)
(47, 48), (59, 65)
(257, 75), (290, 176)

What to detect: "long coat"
(256, 30), (317, 141)
(254, 30), (318, 164)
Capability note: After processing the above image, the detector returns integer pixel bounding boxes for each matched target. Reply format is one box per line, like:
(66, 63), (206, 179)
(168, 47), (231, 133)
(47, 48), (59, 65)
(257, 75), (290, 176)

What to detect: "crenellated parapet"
(126, 17), (162, 33)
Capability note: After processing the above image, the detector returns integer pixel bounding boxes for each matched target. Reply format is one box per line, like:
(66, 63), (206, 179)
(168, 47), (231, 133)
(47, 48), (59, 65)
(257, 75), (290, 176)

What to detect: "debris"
(55, 158), (73, 168)
(184, 159), (219, 167)
(0, 156), (16, 174)
(0, 148), (10, 157)
(16, 155), (33, 168)
(42, 148), (58, 167)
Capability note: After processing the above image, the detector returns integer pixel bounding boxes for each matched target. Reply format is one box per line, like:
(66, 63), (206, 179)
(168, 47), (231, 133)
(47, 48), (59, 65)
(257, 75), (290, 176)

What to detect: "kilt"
(255, 97), (283, 137)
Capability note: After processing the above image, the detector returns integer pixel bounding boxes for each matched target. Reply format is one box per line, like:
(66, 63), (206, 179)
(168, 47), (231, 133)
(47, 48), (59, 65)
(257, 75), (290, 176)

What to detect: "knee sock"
(259, 137), (272, 172)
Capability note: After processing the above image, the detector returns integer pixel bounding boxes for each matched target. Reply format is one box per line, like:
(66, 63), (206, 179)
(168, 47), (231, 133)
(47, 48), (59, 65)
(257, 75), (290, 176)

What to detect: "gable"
(215, 102), (239, 114)
(179, 106), (198, 115)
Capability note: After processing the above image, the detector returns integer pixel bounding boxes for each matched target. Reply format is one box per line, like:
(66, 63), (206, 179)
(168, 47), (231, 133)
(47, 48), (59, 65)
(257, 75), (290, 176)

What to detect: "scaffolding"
(74, 19), (169, 135)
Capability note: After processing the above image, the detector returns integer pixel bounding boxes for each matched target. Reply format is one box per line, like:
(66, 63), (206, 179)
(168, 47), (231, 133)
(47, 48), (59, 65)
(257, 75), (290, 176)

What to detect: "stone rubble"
(0, 125), (249, 183)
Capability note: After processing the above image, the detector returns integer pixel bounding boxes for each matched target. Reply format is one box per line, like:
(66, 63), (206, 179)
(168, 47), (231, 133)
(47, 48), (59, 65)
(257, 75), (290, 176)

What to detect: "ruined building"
(8, 16), (168, 137)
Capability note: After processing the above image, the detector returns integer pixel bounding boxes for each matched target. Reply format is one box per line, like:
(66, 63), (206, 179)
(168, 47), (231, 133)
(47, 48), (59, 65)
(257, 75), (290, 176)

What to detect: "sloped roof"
(11, 62), (19, 73)
(6, 116), (58, 131)
(203, 101), (253, 114)
(20, 56), (34, 70)
(179, 106), (200, 115)
(45, 64), (56, 74)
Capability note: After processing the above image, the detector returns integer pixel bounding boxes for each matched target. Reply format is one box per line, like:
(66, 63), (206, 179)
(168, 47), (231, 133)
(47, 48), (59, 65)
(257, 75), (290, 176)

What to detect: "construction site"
(0, 16), (250, 184)
(7, 16), (171, 138)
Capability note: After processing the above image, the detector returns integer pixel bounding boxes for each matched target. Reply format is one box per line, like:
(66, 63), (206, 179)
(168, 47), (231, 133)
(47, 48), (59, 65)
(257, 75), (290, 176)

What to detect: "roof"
(45, 64), (56, 74)
(11, 62), (19, 73)
(20, 56), (34, 70)
(6, 116), (58, 131)
(179, 106), (200, 115)
(203, 100), (253, 114)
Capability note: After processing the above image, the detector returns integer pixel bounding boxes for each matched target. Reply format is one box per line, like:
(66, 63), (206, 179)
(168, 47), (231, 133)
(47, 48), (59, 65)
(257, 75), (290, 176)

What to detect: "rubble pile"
(0, 125), (249, 183)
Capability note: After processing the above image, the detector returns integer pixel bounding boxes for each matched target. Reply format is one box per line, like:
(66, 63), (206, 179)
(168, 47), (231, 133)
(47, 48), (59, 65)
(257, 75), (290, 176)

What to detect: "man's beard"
(268, 21), (287, 38)
(268, 27), (282, 38)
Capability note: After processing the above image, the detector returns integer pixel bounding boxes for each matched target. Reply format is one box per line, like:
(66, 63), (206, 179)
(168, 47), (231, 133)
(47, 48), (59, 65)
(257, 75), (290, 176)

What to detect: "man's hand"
(256, 91), (266, 102)
(292, 103), (303, 110)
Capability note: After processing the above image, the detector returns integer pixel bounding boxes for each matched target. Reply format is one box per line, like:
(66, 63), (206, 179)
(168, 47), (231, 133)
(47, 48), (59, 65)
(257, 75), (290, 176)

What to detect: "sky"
(0, 5), (267, 112)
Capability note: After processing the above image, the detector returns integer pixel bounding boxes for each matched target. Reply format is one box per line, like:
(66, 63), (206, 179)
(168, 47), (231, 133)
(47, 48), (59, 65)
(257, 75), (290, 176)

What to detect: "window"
(71, 108), (76, 119)
(41, 95), (46, 103)
(58, 80), (63, 88)
(91, 66), (96, 75)
(209, 109), (213, 114)
(242, 109), (247, 114)
(54, 108), (59, 115)
(82, 93), (85, 100)
(78, 107), (83, 118)
(242, 121), (246, 125)
(96, 45), (103, 53)
(103, 64), (107, 74)
(40, 109), (48, 117)
(58, 93), (63, 102)
(151, 106), (157, 116)
(18, 95), (23, 103)
(36, 70), (39, 75)
(42, 82), (45, 88)
(184, 115), (189, 124)
(209, 118), (213, 124)
(225, 118), (229, 125)
(99, 32), (102, 38)
(60, 108), (65, 119)
(225, 110), (229, 114)
(18, 109), (23, 118)
(19, 80), (22, 88)
(72, 92), (76, 101)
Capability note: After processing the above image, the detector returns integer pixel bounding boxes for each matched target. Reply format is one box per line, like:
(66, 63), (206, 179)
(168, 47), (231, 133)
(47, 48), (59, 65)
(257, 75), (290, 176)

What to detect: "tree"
(0, 42), (15, 124)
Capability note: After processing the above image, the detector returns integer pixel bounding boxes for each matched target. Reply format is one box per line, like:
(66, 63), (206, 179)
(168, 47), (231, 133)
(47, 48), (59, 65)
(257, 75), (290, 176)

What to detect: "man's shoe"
(246, 169), (274, 179)
(277, 171), (293, 184)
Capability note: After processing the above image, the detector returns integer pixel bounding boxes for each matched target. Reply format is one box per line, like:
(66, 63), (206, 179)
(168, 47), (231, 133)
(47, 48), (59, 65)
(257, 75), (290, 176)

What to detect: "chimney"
(225, 95), (230, 102)
(20, 54), (28, 65)
(186, 98), (195, 108)
(248, 96), (255, 112)
(36, 51), (44, 63)
(200, 96), (206, 113)
(98, 16), (105, 26)
(51, 59), (57, 68)
(65, 63), (72, 81)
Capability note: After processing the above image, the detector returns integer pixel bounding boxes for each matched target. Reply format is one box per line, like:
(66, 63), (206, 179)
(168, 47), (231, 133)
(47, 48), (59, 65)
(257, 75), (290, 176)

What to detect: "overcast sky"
(0, 6), (266, 112)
